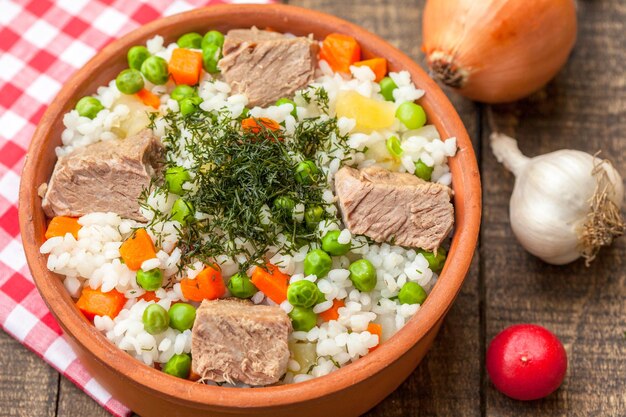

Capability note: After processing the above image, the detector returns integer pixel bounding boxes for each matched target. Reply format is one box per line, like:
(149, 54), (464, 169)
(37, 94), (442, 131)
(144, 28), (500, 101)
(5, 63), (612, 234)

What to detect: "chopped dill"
(299, 86), (330, 114)
(143, 88), (352, 273)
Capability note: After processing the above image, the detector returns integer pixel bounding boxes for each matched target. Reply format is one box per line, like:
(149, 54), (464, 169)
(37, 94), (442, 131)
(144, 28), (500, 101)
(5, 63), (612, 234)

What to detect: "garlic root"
(580, 162), (626, 265)
(490, 132), (625, 265)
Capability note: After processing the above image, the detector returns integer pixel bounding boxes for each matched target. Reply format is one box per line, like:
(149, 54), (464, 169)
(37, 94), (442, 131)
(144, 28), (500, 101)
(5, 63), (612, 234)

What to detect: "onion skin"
(422, 0), (577, 103)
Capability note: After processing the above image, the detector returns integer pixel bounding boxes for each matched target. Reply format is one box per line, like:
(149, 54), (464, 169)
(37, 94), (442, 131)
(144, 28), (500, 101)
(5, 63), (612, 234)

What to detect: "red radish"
(486, 324), (567, 401)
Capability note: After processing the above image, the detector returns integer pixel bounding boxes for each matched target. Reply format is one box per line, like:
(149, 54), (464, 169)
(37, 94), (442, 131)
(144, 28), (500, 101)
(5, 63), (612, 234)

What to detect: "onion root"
(427, 51), (469, 89)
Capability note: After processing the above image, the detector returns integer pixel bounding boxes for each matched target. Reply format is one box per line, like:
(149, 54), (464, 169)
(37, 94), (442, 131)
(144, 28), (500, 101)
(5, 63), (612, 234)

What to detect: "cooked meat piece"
(224, 28), (285, 44)
(191, 298), (292, 386)
(41, 129), (163, 221)
(334, 166), (454, 251)
(218, 27), (318, 107)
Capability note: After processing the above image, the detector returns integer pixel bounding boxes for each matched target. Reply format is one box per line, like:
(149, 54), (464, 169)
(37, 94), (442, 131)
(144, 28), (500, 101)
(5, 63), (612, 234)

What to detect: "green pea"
(398, 282), (427, 305)
(275, 98), (297, 117)
(227, 273), (257, 298)
(142, 304), (169, 335)
(202, 30), (225, 50)
(417, 247), (447, 273)
(168, 303), (196, 331)
(136, 268), (163, 291)
(273, 196), (296, 221)
(171, 198), (195, 225)
(321, 230), (351, 256)
(179, 97), (198, 116)
(170, 85), (196, 102)
(140, 55), (169, 85)
(385, 135), (403, 159)
(414, 159), (434, 181)
(295, 160), (319, 185)
(304, 206), (324, 230)
(240, 107), (250, 118)
(303, 249), (332, 278)
(287, 280), (322, 308)
(75, 96), (104, 119)
(379, 76), (398, 101)
(395, 102), (427, 129)
(348, 259), (377, 292)
(165, 166), (191, 195)
(177, 32), (203, 49)
(162, 353), (191, 379)
(316, 288), (327, 304)
(288, 306), (317, 332)
(127, 46), (150, 71)
(202, 43), (220, 74)
(115, 69), (144, 95)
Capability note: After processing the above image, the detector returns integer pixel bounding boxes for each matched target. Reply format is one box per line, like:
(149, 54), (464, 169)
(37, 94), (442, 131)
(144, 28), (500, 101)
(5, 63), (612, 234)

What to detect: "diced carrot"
(250, 263), (289, 304)
(168, 48), (203, 86)
(119, 228), (157, 271)
(367, 322), (383, 352)
(353, 57), (388, 82)
(180, 265), (226, 302)
(139, 291), (159, 302)
(136, 88), (160, 109)
(319, 299), (345, 322)
(45, 216), (82, 240)
(320, 33), (361, 74)
(76, 287), (126, 321)
(196, 265), (226, 300)
(180, 278), (205, 302)
(188, 369), (202, 381)
(241, 117), (281, 134)
(241, 117), (283, 141)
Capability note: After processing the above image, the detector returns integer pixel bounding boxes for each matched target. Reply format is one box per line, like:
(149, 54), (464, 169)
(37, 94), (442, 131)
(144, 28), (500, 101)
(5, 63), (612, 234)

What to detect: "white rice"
(140, 258), (161, 271)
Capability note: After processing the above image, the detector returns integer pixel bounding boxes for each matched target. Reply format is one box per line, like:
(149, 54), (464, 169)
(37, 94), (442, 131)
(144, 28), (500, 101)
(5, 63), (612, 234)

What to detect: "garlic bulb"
(422, 0), (577, 103)
(491, 133), (624, 265)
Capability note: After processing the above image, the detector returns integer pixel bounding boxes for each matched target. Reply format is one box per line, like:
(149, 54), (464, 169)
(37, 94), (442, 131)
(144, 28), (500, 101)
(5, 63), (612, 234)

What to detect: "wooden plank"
(481, 0), (626, 415)
(0, 331), (58, 417)
(285, 1), (483, 416)
(57, 378), (111, 417)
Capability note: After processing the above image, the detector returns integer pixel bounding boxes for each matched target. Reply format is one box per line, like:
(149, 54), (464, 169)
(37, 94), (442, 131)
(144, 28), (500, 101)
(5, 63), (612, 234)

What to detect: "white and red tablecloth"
(0, 1), (272, 415)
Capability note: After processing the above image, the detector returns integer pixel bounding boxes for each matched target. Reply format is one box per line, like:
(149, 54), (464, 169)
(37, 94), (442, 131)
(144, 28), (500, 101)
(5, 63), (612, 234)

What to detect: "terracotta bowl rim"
(19, 3), (481, 409)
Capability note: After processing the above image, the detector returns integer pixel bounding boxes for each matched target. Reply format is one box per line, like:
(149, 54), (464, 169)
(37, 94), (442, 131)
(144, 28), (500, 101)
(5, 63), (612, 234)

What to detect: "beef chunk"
(224, 28), (285, 43)
(218, 27), (318, 107)
(41, 129), (163, 221)
(191, 299), (292, 386)
(334, 166), (454, 251)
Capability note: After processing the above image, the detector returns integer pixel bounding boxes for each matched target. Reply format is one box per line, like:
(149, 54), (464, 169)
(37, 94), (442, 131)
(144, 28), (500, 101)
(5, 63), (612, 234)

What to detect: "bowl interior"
(18, 3), (481, 409)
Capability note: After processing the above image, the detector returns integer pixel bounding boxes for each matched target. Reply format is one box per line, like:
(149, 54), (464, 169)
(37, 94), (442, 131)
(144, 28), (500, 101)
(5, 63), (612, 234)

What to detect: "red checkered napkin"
(0, 1), (273, 416)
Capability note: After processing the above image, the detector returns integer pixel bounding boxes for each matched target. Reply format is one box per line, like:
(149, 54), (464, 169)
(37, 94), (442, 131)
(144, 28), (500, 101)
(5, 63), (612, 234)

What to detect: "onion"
(422, 0), (577, 103)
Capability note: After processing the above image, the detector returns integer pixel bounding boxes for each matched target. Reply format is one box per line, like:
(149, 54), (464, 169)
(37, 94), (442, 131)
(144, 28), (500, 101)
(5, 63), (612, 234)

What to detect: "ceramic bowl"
(19, 4), (481, 417)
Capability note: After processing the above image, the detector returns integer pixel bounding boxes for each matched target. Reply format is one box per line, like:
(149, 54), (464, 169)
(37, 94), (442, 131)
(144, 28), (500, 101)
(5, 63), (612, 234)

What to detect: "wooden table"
(1, 1), (624, 416)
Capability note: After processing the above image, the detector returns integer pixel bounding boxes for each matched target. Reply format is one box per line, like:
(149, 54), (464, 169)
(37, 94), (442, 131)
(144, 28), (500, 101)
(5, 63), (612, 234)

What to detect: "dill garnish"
(144, 88), (352, 273)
